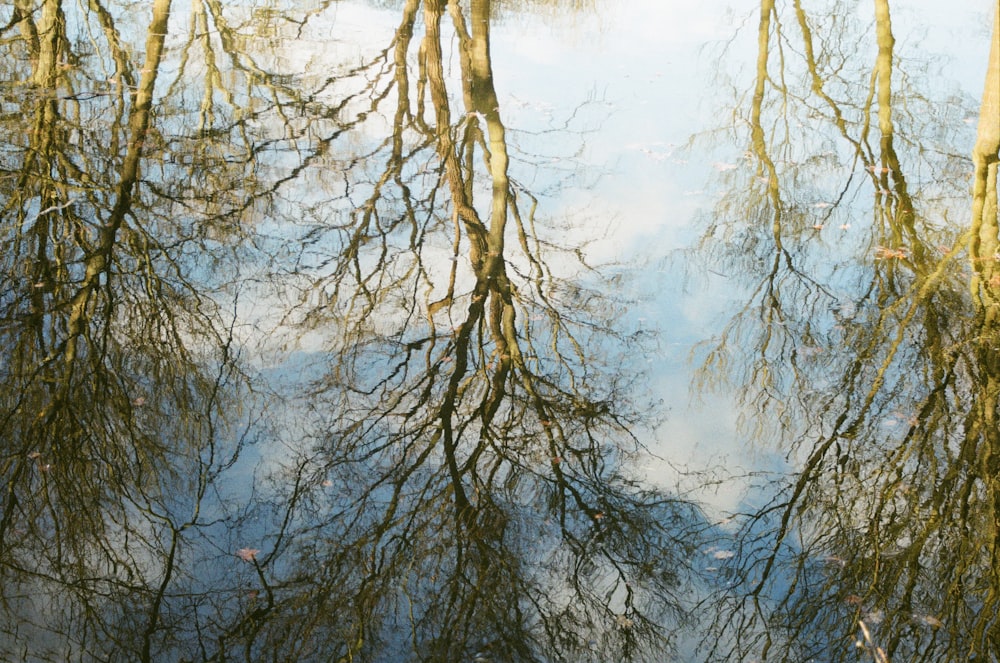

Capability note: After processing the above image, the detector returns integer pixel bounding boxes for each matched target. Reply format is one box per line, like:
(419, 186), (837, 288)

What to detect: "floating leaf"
(236, 548), (260, 563)
(917, 614), (944, 628)
(875, 246), (908, 260)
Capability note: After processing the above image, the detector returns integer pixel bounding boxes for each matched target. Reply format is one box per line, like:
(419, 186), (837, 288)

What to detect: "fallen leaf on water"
(236, 548), (260, 563)
(875, 246), (908, 260)
(865, 610), (884, 625)
(917, 614), (943, 628)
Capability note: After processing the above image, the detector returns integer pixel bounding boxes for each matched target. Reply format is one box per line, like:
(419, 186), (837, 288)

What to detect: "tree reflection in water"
(0, 0), (703, 660)
(1, 0), (257, 659)
(694, 1), (1000, 661)
(256, 1), (702, 660)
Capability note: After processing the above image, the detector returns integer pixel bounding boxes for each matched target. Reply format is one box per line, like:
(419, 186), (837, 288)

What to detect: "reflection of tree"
(2, 0), (703, 660)
(203, 1), (704, 661)
(695, 1), (999, 661)
(0, 2), (258, 659)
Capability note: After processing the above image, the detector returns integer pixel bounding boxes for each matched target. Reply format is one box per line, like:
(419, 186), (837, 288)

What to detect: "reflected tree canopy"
(5, 0), (995, 660)
(0, 0), (703, 661)
(253, 1), (700, 660)
(694, 1), (1000, 661)
(0, 0), (257, 659)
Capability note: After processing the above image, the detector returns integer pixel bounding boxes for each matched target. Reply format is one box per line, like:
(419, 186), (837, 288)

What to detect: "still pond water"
(1, 0), (998, 660)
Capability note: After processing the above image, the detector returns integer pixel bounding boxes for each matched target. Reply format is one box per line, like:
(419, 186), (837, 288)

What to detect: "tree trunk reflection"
(1, 1), (258, 659)
(696, 1), (1000, 660)
(262, 1), (702, 660)
(0, 0), (702, 660)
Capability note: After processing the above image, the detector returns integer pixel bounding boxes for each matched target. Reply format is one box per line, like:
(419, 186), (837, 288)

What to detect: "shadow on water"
(0, 0), (707, 661)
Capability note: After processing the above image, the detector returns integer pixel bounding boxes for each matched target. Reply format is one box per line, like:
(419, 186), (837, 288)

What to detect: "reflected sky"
(0, 0), (996, 660)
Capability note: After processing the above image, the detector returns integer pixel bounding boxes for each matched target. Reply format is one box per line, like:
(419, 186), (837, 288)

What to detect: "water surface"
(0, 0), (996, 660)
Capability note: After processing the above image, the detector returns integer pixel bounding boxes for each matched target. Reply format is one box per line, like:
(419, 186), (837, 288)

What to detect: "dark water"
(1, 0), (997, 660)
